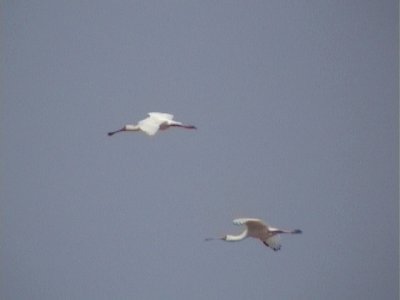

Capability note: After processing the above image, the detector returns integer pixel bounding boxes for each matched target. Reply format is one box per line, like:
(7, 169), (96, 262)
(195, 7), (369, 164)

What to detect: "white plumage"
(108, 112), (196, 136)
(206, 218), (302, 251)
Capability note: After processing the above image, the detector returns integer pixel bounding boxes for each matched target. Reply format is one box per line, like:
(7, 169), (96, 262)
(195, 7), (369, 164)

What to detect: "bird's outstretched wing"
(139, 117), (161, 135)
(263, 235), (282, 251)
(233, 218), (263, 225)
(148, 112), (174, 121)
(233, 218), (272, 240)
(233, 218), (268, 231)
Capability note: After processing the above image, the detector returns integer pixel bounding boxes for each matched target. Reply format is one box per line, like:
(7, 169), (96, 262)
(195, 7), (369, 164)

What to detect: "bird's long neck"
(125, 124), (140, 131)
(225, 230), (248, 241)
(108, 124), (140, 136)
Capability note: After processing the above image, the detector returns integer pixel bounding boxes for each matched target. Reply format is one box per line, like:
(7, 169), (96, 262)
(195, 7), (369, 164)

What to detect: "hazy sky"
(1, 1), (398, 299)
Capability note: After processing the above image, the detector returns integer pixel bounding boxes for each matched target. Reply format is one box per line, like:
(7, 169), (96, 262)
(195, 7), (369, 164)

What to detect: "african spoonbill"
(108, 112), (196, 136)
(205, 218), (302, 251)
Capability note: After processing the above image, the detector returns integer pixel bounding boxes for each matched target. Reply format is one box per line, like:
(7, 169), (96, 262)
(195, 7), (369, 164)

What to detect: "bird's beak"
(204, 236), (225, 241)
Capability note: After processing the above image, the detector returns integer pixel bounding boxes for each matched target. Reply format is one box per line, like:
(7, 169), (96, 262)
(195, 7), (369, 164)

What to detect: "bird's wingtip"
(293, 229), (302, 234)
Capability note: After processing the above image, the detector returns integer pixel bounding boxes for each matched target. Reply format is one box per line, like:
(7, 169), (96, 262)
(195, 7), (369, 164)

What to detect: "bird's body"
(108, 112), (196, 136)
(206, 218), (302, 251)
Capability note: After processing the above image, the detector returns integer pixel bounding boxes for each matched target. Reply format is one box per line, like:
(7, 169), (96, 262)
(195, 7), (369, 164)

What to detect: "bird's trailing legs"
(169, 124), (197, 130)
(273, 229), (302, 234)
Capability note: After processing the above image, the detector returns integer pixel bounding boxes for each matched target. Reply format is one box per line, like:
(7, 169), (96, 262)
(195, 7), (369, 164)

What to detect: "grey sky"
(1, 1), (398, 299)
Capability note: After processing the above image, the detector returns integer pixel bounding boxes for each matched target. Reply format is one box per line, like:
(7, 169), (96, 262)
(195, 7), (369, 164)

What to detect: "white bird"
(205, 218), (302, 251)
(108, 112), (197, 136)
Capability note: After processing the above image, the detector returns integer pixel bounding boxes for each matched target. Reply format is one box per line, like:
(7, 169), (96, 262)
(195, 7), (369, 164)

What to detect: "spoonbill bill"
(108, 112), (196, 136)
(205, 218), (302, 251)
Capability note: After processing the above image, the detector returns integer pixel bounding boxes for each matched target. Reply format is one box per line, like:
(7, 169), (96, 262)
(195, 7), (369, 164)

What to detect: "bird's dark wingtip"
(293, 229), (302, 234)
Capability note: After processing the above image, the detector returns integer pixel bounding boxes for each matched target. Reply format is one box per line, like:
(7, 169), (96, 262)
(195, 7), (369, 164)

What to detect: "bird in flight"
(108, 112), (197, 136)
(205, 218), (302, 251)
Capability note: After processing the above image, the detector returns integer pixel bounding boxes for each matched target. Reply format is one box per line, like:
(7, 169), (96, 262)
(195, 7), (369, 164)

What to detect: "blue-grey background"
(1, 1), (398, 299)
